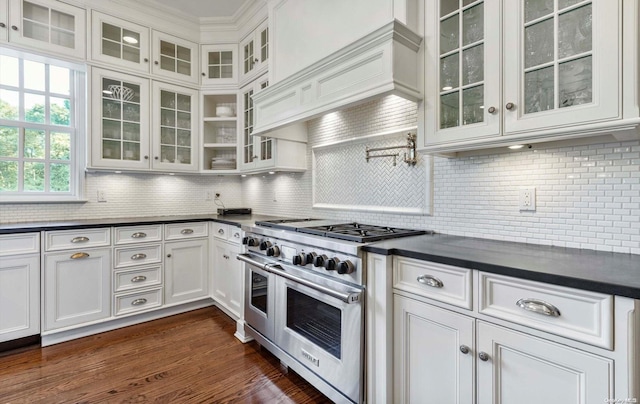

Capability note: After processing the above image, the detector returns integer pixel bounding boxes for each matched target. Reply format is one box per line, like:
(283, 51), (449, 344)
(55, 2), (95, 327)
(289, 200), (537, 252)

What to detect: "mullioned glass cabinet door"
(151, 81), (198, 172)
(503, 0), (619, 134)
(90, 68), (150, 170)
(424, 0), (501, 145)
(91, 11), (150, 73)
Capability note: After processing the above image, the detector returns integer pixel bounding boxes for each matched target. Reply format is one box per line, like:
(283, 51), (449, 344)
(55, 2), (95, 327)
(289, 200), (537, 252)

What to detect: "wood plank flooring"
(0, 307), (332, 403)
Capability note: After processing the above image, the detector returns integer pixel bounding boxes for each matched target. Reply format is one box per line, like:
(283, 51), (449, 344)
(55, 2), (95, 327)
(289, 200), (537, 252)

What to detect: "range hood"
(251, 20), (423, 139)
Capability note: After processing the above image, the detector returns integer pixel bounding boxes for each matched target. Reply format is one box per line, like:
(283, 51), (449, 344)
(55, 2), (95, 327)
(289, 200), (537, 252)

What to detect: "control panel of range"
(242, 235), (361, 284)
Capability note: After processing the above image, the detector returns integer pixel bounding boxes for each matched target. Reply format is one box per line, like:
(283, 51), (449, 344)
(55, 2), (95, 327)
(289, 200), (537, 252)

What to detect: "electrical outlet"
(519, 187), (536, 211)
(97, 190), (107, 202)
(205, 191), (212, 201)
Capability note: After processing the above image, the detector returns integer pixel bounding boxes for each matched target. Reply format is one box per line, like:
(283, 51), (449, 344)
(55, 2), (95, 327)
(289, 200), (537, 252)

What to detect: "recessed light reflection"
(442, 86), (453, 91)
(122, 36), (139, 44)
(508, 145), (525, 149)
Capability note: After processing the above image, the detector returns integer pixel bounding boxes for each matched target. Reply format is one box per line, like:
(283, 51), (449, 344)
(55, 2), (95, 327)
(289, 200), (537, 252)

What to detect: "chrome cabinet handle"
(71, 236), (89, 243)
(131, 253), (147, 260)
(70, 252), (90, 259)
(131, 298), (147, 306)
(0, 22), (6, 28)
(487, 106), (496, 114)
(478, 352), (490, 362)
(516, 298), (561, 317)
(218, 229), (224, 234)
(505, 102), (515, 110)
(131, 276), (147, 283)
(459, 345), (470, 354)
(131, 232), (147, 239)
(181, 228), (194, 235)
(11, 25), (18, 31)
(417, 274), (444, 288)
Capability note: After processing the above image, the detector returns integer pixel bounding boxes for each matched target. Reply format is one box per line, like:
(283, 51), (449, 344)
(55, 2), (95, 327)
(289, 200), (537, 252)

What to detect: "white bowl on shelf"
(216, 106), (234, 117)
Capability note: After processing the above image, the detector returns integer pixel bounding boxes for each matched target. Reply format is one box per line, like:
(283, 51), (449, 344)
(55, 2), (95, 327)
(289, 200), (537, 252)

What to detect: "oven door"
(274, 273), (364, 403)
(240, 255), (276, 342)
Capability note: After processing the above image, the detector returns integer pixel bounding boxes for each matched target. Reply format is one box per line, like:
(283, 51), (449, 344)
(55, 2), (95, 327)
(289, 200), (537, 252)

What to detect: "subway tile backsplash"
(2, 95), (638, 254)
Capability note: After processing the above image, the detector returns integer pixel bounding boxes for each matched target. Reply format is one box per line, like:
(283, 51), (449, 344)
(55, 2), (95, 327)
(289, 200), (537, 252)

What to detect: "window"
(0, 48), (85, 202)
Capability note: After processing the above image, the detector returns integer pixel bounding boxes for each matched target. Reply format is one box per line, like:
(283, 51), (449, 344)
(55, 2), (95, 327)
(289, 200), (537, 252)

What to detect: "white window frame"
(0, 47), (86, 203)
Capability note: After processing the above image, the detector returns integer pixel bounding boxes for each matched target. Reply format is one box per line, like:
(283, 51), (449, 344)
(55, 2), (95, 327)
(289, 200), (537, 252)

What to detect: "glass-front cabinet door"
(241, 76), (272, 171)
(201, 44), (237, 86)
(91, 11), (150, 72)
(7, 0), (85, 59)
(90, 68), (150, 170)
(151, 81), (198, 171)
(240, 20), (268, 82)
(151, 30), (198, 84)
(503, 0), (619, 133)
(424, 0), (500, 145)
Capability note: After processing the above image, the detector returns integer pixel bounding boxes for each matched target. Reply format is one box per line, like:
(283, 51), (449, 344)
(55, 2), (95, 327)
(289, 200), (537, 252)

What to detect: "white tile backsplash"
(2, 94), (639, 254)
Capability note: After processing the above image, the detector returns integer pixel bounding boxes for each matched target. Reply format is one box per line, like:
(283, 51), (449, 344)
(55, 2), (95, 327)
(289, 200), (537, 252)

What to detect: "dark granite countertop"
(0, 214), (282, 234)
(364, 234), (640, 299)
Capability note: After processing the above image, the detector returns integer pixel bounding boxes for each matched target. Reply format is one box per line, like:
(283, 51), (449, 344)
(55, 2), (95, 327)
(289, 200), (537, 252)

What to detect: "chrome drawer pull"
(516, 298), (561, 317)
(218, 229), (225, 234)
(131, 298), (147, 306)
(131, 253), (147, 260)
(417, 274), (444, 288)
(70, 252), (90, 259)
(181, 228), (194, 235)
(131, 232), (147, 239)
(71, 236), (89, 243)
(131, 276), (147, 283)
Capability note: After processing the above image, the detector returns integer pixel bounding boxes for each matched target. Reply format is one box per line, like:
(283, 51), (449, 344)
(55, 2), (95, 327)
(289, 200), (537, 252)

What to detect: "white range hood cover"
(251, 20), (423, 137)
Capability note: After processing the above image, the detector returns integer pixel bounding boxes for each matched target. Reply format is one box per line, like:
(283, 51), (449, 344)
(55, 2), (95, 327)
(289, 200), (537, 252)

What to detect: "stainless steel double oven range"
(237, 219), (426, 403)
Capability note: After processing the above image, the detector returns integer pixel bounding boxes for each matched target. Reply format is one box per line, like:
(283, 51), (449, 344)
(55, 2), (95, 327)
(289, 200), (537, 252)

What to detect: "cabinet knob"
(202, 72), (206, 76)
(478, 352), (490, 362)
(11, 25), (18, 31)
(144, 155), (149, 160)
(505, 102), (515, 110)
(0, 22), (6, 28)
(154, 156), (159, 160)
(154, 61), (159, 65)
(487, 106), (497, 114)
(167, 254), (172, 258)
(459, 345), (470, 354)
(144, 58), (149, 62)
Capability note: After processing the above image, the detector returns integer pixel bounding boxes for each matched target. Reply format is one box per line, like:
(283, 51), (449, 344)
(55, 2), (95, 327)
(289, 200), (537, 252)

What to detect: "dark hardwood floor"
(0, 307), (332, 403)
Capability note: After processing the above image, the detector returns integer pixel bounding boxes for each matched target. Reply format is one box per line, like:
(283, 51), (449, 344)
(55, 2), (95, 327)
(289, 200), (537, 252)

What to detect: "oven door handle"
(237, 254), (362, 304)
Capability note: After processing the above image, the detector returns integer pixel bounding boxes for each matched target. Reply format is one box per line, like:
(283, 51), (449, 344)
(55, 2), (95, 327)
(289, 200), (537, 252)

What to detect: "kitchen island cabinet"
(0, 233), (40, 343)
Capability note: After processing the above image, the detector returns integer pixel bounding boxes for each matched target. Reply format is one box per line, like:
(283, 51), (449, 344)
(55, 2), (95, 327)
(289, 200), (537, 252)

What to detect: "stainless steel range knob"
(292, 254), (304, 265)
(337, 260), (355, 274)
(259, 241), (272, 250)
(306, 252), (317, 264)
(325, 257), (340, 271)
(244, 237), (259, 247)
(313, 254), (327, 267)
(266, 246), (280, 257)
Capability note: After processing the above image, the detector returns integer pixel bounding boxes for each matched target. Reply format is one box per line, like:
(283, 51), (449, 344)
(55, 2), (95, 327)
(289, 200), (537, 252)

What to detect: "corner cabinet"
(1, 0), (85, 59)
(201, 44), (238, 86)
(201, 92), (240, 172)
(240, 75), (306, 173)
(420, 0), (637, 152)
(90, 68), (199, 172)
(240, 20), (268, 84)
(151, 30), (199, 84)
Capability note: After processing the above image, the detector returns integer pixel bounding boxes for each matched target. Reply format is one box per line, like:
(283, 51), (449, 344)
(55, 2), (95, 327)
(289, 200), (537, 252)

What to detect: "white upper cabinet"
(3, 0), (85, 59)
(91, 68), (151, 170)
(421, 0), (633, 152)
(151, 81), (199, 171)
(240, 20), (268, 83)
(151, 30), (199, 84)
(91, 11), (150, 73)
(200, 44), (238, 86)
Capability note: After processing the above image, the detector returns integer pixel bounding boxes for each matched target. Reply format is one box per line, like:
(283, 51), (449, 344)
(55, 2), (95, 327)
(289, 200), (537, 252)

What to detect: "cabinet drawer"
(393, 257), (472, 309)
(211, 223), (242, 243)
(114, 288), (163, 316)
(478, 272), (613, 349)
(0, 233), (40, 256)
(114, 266), (162, 292)
(45, 228), (111, 251)
(114, 225), (162, 245)
(114, 244), (162, 268)
(164, 222), (208, 240)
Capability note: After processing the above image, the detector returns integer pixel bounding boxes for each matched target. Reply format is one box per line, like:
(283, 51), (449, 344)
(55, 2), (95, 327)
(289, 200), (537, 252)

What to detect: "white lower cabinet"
(394, 294), (614, 404)
(43, 247), (111, 331)
(164, 238), (209, 305)
(0, 255), (40, 342)
(211, 239), (242, 317)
